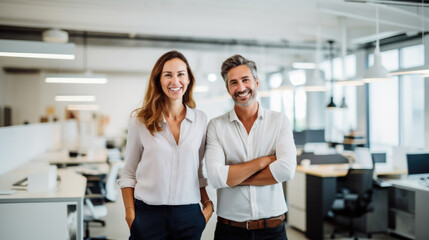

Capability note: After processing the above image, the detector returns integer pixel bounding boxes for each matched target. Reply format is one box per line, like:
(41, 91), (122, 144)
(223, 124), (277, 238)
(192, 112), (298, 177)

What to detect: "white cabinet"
(0, 202), (72, 240)
(287, 171), (306, 231)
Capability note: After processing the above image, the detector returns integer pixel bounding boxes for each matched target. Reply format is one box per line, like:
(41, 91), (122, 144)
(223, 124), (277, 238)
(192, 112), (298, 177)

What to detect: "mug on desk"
(301, 159), (311, 167)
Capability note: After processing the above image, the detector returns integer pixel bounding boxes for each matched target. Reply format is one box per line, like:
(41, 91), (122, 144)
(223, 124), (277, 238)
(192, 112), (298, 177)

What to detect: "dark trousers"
(214, 221), (287, 240)
(129, 199), (206, 240)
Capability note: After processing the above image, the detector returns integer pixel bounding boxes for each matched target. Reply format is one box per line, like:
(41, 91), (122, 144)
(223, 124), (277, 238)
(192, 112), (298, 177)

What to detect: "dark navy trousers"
(129, 199), (206, 240)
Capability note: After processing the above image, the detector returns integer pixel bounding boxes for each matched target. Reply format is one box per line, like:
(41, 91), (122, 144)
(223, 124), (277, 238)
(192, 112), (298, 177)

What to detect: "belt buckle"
(246, 220), (250, 230)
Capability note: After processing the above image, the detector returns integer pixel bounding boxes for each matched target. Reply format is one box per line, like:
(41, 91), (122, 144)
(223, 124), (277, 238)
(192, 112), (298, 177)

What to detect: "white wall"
(0, 122), (61, 175)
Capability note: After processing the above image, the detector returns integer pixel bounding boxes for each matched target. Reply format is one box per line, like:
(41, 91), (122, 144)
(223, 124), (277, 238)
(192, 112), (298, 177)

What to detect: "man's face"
(226, 65), (259, 107)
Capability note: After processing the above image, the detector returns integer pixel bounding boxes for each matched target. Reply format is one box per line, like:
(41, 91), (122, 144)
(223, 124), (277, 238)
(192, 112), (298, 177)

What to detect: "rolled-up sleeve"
(198, 113), (208, 188)
(205, 120), (230, 189)
(117, 116), (143, 189)
(269, 116), (297, 183)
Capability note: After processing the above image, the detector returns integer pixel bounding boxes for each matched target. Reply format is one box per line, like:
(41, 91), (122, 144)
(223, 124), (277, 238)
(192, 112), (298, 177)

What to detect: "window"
(283, 90), (295, 129)
(400, 75), (425, 148)
(266, 72), (297, 129)
(294, 87), (307, 131)
(400, 44), (424, 68)
(368, 44), (425, 149)
(368, 49), (399, 71)
(369, 77), (399, 147)
(321, 54), (357, 81)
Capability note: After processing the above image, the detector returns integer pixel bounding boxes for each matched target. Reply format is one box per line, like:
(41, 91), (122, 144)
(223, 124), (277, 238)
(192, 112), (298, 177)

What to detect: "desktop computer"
(406, 153), (429, 178)
(372, 152), (394, 173)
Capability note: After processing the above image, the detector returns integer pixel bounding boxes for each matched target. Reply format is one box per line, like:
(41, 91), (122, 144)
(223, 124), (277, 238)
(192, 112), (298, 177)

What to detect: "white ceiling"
(0, 0), (427, 73)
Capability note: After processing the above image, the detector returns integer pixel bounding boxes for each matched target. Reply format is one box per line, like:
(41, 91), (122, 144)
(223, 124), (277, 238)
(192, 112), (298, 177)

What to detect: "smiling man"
(205, 54), (297, 240)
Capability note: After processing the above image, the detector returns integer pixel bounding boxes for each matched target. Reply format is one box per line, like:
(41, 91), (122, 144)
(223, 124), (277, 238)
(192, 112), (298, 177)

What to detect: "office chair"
(330, 168), (374, 240)
(83, 161), (123, 239)
(83, 174), (108, 240)
(104, 161), (124, 202)
(84, 197), (108, 240)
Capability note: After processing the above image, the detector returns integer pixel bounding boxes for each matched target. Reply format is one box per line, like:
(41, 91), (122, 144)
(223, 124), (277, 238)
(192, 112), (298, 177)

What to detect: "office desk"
(0, 167), (86, 240)
(288, 164), (405, 240)
(36, 150), (107, 167)
(387, 179), (429, 239)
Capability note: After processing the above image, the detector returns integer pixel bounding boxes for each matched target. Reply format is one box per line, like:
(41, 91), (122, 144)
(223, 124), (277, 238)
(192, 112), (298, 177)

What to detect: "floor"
(89, 185), (403, 240)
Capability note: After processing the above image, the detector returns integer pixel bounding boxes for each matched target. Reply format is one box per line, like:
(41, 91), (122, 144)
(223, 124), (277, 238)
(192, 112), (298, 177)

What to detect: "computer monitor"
(372, 153), (386, 163)
(371, 152), (393, 173)
(305, 129), (325, 143)
(293, 131), (306, 147)
(406, 153), (429, 177)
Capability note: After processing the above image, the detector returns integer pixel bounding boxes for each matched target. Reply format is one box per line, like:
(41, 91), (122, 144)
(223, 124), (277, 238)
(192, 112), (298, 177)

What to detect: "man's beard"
(233, 89), (257, 107)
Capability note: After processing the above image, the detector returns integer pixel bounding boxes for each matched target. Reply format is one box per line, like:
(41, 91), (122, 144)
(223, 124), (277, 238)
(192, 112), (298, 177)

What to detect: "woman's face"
(160, 58), (190, 102)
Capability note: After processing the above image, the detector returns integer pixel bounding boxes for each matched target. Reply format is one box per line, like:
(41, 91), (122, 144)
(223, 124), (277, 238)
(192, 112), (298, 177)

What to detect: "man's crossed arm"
(226, 155), (278, 187)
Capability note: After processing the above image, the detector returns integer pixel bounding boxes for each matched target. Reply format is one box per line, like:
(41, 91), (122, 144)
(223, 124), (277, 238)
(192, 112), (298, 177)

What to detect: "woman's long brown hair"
(133, 50), (196, 135)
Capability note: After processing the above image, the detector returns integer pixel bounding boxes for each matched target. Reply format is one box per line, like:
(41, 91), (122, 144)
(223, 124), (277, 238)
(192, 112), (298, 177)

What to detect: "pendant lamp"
(326, 40), (337, 109)
(340, 97), (348, 109)
(363, 5), (390, 83)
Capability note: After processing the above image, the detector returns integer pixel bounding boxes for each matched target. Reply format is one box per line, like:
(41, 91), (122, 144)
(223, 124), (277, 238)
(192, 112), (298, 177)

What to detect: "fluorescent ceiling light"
(292, 62), (316, 69)
(390, 69), (429, 76)
(45, 74), (107, 84)
(194, 85), (210, 93)
(335, 79), (364, 86)
(304, 86), (327, 92)
(55, 95), (96, 102)
(67, 104), (99, 111)
(0, 39), (75, 60)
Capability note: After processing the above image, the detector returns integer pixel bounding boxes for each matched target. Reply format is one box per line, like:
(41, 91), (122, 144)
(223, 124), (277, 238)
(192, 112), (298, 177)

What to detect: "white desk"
(0, 166), (86, 240)
(35, 150), (107, 167)
(388, 178), (429, 240)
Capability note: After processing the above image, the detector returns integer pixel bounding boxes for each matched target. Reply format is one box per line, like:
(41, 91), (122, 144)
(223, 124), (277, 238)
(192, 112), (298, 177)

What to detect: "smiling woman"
(117, 50), (214, 240)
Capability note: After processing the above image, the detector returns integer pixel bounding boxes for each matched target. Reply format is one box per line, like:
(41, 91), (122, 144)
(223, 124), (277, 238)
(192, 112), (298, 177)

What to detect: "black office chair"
(330, 168), (374, 240)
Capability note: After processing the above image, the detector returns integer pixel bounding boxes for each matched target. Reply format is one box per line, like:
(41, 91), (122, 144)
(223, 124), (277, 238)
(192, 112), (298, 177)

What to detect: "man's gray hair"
(220, 54), (258, 84)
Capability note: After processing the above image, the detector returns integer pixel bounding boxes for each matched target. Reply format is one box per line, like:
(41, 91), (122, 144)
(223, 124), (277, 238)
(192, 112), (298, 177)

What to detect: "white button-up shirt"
(118, 106), (208, 205)
(205, 105), (296, 221)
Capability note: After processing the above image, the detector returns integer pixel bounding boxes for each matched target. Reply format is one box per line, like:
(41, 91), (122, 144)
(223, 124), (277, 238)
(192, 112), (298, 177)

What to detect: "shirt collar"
(162, 104), (195, 124)
(228, 102), (264, 122)
(184, 105), (195, 122)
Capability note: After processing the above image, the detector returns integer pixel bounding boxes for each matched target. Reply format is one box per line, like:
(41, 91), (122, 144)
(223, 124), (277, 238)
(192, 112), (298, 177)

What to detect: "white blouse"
(118, 106), (208, 205)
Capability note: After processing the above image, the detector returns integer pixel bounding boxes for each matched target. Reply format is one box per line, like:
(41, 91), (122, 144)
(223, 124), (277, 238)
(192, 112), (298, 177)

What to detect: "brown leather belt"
(218, 214), (285, 230)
